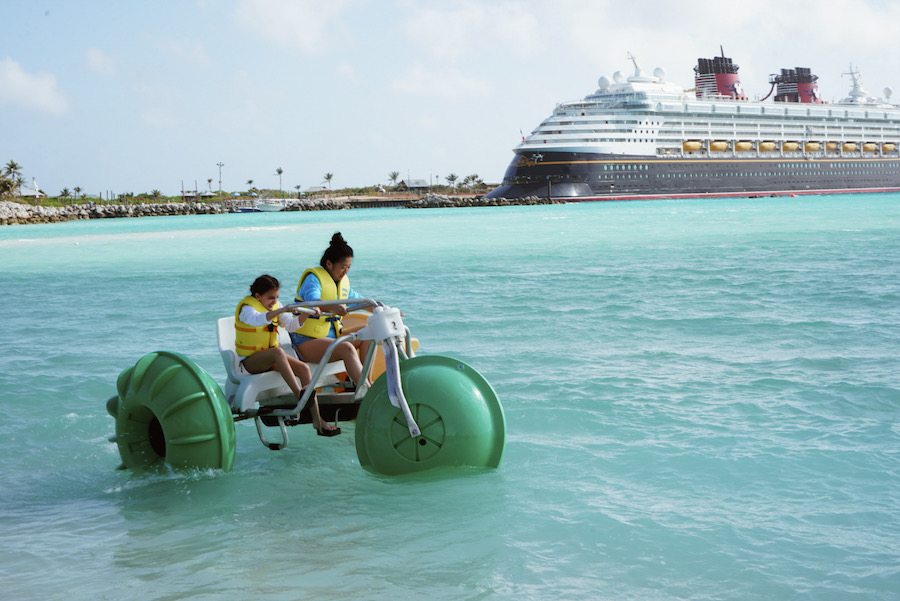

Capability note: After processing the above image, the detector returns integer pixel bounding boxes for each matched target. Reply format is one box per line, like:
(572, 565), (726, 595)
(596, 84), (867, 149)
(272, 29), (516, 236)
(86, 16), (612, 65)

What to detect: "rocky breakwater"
(0, 200), (224, 226)
(283, 198), (352, 211)
(404, 194), (565, 208)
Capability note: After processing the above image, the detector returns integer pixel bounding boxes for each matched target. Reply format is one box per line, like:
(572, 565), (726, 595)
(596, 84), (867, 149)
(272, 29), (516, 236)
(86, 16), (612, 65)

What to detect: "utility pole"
(217, 162), (224, 195)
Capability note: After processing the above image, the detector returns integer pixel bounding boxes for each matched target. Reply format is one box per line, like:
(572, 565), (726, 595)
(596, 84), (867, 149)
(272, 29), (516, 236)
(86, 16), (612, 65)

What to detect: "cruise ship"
(485, 51), (900, 200)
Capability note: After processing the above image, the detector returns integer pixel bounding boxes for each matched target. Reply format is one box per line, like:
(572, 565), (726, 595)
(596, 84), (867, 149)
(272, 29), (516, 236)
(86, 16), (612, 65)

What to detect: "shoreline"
(0, 194), (563, 226)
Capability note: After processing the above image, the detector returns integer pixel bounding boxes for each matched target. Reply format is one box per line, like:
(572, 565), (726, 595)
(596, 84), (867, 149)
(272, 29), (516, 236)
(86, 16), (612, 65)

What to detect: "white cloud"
(335, 61), (358, 84)
(86, 47), (117, 76)
(137, 84), (179, 129)
(151, 37), (211, 66)
(501, 0), (900, 101)
(401, 0), (540, 61)
(391, 62), (489, 98)
(141, 106), (178, 129)
(0, 57), (69, 116)
(233, 0), (358, 54)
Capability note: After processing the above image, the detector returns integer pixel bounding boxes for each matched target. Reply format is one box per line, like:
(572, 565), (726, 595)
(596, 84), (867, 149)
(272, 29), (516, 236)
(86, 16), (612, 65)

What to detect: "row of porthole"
(601, 170), (895, 179)
(601, 162), (898, 172)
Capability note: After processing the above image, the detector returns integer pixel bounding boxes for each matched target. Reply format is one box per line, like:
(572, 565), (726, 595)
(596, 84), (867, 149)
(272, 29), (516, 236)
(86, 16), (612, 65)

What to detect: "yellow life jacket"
(234, 295), (281, 357)
(293, 267), (349, 338)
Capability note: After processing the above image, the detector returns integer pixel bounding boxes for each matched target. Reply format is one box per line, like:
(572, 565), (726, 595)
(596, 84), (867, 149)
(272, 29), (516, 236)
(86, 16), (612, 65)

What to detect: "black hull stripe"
(486, 151), (900, 200)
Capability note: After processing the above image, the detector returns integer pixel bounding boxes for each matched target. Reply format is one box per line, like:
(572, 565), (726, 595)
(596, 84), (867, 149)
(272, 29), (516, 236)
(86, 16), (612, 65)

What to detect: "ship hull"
(485, 151), (900, 200)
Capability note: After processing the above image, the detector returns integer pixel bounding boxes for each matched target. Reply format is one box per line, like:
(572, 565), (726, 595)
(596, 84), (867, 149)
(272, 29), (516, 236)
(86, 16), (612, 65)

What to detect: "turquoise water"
(1, 195), (899, 600)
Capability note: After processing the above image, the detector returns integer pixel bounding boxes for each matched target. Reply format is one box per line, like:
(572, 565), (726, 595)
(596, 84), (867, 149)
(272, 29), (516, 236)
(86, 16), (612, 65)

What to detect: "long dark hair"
(250, 274), (279, 295)
(320, 232), (353, 268)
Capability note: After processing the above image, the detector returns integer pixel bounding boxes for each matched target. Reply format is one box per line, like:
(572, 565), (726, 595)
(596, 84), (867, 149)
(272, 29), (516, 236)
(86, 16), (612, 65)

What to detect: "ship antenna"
(843, 63), (868, 100)
(627, 51), (643, 77)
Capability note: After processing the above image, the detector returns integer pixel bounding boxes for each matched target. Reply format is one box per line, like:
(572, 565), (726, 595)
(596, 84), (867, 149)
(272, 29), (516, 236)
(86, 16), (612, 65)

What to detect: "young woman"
(235, 274), (339, 436)
(289, 233), (373, 387)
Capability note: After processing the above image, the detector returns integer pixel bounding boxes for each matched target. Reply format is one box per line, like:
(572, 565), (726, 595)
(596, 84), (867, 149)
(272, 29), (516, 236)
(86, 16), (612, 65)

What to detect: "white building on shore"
(17, 178), (44, 199)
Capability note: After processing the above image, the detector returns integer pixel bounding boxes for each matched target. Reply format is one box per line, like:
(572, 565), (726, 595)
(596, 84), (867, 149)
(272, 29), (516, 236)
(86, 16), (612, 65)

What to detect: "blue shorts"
(289, 331), (335, 346)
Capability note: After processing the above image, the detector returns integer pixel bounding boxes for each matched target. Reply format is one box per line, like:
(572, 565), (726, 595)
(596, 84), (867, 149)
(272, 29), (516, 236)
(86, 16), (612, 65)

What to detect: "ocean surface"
(1, 194), (898, 600)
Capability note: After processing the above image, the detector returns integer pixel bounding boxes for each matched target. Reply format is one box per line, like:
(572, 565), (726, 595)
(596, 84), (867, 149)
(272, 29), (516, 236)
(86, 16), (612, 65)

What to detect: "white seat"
(216, 316), (346, 412)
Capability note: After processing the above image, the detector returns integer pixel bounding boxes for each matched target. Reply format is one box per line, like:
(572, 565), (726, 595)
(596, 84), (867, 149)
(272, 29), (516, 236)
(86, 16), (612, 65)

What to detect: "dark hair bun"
(320, 232), (354, 268)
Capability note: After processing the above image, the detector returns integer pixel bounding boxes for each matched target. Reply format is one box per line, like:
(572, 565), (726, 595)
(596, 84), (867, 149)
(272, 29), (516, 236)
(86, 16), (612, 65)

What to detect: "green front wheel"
(355, 355), (506, 475)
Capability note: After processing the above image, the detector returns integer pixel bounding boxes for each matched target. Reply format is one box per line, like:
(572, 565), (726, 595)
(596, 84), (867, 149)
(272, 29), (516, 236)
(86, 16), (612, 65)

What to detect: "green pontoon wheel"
(355, 355), (506, 475)
(108, 351), (236, 471)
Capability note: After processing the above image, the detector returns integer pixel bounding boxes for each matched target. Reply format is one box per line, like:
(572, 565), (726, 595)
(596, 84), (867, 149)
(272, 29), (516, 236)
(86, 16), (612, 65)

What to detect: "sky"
(3, 0), (900, 197)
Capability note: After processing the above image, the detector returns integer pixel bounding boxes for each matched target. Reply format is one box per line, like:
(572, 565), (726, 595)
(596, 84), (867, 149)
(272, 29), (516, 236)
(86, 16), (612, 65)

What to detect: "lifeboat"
(759, 141), (776, 152)
(682, 140), (702, 152)
(735, 141), (753, 151)
(863, 143), (877, 153)
(826, 142), (838, 150)
(843, 142), (858, 152)
(709, 140), (729, 151)
(804, 142), (821, 152)
(883, 143), (896, 153)
(782, 141), (799, 151)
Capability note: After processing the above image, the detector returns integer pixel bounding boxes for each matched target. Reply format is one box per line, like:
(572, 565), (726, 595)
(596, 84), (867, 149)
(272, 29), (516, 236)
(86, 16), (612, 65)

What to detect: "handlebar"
(284, 298), (380, 316)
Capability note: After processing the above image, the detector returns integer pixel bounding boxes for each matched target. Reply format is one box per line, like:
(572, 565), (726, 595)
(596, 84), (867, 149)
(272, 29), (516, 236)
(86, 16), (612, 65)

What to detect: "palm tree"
(73, 186), (82, 201)
(445, 173), (458, 189)
(60, 187), (71, 199)
(460, 173), (483, 190)
(294, 184), (302, 198)
(323, 173), (333, 190)
(389, 171), (399, 187)
(2, 160), (22, 197)
(276, 167), (283, 195)
(4, 160), (22, 179)
(207, 178), (213, 192)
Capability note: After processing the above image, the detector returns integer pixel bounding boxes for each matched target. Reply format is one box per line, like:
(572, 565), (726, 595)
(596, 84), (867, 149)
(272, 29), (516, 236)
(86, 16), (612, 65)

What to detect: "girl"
(235, 274), (340, 436)
(289, 233), (373, 388)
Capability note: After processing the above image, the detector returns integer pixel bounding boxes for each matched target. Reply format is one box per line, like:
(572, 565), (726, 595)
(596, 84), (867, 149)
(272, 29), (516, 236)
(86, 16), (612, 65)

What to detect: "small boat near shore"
(255, 198), (286, 212)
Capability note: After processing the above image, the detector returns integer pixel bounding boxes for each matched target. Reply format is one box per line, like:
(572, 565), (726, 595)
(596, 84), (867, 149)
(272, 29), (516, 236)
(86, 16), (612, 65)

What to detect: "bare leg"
(353, 339), (373, 386)
(242, 347), (303, 397)
(242, 348), (336, 433)
(297, 338), (367, 387)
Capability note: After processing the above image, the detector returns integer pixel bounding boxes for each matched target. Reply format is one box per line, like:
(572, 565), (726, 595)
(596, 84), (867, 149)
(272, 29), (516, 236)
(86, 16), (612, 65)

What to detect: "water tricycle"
(105, 300), (506, 476)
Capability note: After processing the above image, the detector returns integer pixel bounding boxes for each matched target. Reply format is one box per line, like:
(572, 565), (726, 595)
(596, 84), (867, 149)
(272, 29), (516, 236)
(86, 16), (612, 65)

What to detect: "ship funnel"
(773, 67), (822, 103)
(694, 53), (745, 99)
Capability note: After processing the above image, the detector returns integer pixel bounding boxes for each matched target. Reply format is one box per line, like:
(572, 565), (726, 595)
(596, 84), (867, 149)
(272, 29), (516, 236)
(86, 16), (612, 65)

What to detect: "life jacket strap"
(308, 315), (341, 323)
